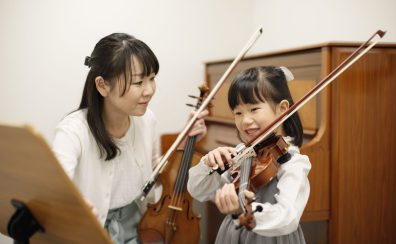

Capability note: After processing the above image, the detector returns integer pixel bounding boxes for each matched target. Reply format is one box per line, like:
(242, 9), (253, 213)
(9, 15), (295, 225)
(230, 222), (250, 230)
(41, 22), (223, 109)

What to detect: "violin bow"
(138, 27), (264, 201)
(231, 30), (386, 166)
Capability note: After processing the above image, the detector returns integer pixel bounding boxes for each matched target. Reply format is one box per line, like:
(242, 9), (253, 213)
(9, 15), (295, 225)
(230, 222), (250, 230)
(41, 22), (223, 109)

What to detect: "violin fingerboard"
(238, 157), (253, 212)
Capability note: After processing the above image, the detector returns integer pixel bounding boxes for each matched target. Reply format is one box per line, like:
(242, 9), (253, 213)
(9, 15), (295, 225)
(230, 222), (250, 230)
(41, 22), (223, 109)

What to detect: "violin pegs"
(186, 103), (195, 108)
(188, 95), (199, 99)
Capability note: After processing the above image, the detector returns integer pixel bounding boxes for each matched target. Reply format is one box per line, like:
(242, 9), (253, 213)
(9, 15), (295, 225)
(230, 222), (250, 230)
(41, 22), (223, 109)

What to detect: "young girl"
(187, 66), (311, 243)
(52, 33), (207, 243)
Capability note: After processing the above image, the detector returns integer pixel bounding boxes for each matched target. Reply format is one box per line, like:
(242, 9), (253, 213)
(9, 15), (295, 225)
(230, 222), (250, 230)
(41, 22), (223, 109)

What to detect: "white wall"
(249, 0), (396, 53)
(0, 0), (395, 243)
(0, 0), (254, 143)
(1, 0), (395, 143)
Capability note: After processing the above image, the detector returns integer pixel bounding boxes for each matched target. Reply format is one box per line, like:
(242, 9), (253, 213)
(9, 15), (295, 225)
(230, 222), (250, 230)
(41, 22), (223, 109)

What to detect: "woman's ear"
(276, 99), (290, 115)
(95, 76), (109, 97)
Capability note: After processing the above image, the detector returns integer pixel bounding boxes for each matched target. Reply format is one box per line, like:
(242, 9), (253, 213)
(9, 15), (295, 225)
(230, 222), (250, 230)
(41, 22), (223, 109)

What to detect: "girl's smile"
(233, 100), (288, 143)
(244, 128), (261, 138)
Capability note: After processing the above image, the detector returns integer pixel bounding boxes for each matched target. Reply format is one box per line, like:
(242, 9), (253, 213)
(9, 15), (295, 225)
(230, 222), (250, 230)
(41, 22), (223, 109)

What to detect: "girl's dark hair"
(79, 33), (159, 160)
(228, 66), (303, 147)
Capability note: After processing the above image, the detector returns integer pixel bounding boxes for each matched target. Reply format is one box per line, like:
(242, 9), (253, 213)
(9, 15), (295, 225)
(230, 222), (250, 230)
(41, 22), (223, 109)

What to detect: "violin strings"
(172, 136), (196, 207)
(180, 137), (195, 212)
(179, 136), (196, 206)
(170, 93), (204, 215)
(172, 95), (201, 205)
(171, 138), (188, 204)
(238, 157), (253, 213)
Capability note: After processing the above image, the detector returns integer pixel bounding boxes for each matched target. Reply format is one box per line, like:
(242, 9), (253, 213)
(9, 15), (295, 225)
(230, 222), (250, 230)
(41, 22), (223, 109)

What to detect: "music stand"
(0, 124), (112, 244)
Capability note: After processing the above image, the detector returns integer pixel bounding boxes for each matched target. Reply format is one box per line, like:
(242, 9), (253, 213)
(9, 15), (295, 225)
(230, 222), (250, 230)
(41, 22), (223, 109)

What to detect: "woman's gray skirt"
(105, 201), (142, 244)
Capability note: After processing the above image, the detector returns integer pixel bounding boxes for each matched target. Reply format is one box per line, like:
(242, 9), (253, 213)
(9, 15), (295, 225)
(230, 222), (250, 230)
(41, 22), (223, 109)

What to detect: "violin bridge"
(168, 205), (183, 211)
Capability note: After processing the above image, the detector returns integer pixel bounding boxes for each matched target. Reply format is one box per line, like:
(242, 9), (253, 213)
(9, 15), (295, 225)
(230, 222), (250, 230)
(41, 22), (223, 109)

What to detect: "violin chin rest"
(277, 152), (291, 164)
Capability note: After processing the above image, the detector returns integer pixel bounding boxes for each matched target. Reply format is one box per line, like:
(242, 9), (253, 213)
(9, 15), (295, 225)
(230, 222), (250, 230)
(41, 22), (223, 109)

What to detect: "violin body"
(231, 135), (289, 193)
(249, 156), (279, 192)
(138, 149), (202, 244)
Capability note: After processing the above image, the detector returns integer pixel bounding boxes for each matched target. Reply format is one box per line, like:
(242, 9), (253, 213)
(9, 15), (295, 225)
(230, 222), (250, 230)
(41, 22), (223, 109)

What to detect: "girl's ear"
(276, 99), (290, 115)
(95, 76), (109, 97)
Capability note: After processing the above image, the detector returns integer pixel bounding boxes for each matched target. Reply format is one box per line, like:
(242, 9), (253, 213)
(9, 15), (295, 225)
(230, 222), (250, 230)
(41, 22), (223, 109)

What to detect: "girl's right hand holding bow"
(204, 146), (237, 171)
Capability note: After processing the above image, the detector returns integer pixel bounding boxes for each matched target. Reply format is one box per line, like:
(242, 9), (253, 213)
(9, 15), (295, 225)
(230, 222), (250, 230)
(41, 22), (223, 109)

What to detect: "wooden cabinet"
(195, 42), (396, 244)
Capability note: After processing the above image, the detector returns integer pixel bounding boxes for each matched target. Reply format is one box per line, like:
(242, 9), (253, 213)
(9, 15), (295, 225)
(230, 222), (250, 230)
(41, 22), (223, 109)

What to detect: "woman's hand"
(187, 110), (209, 141)
(85, 198), (99, 218)
(179, 110), (209, 150)
(204, 146), (236, 171)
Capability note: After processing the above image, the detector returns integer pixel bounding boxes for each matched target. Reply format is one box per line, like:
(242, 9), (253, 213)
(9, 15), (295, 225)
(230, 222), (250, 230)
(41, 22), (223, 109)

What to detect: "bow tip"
(377, 30), (386, 38)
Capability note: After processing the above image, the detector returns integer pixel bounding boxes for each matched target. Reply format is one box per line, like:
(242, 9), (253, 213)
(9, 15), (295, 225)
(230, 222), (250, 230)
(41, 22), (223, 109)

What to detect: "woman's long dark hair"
(228, 66), (303, 147)
(79, 33), (159, 160)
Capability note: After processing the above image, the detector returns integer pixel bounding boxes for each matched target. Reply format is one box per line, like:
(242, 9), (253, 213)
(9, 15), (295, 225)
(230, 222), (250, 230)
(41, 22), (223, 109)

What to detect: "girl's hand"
(187, 110), (209, 141)
(244, 190), (255, 202)
(204, 146), (236, 170)
(215, 185), (256, 215)
(215, 183), (240, 214)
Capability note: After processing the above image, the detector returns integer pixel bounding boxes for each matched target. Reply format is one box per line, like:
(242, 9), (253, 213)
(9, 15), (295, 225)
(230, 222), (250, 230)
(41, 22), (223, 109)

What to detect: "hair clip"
(84, 56), (91, 67)
(279, 66), (294, 82)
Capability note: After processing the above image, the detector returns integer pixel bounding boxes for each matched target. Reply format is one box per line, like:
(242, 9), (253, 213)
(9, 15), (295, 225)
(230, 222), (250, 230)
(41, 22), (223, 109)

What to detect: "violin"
(138, 85), (209, 244)
(230, 133), (291, 230)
